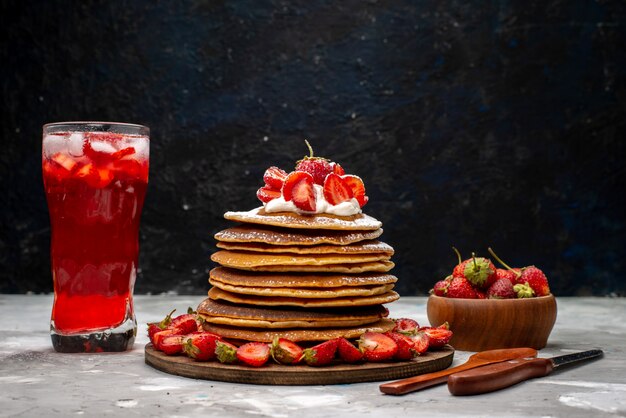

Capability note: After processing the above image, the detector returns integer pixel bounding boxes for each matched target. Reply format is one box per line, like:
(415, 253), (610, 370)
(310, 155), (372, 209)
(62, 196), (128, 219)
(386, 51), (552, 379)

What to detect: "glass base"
(50, 315), (137, 353)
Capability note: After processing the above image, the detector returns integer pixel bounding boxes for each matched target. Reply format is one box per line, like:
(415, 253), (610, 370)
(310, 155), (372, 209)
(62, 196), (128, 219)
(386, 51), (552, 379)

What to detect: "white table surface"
(1, 295), (624, 417)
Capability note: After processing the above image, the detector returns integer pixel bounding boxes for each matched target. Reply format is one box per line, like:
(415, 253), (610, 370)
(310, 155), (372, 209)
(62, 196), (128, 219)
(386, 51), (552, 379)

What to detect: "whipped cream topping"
(264, 184), (362, 216)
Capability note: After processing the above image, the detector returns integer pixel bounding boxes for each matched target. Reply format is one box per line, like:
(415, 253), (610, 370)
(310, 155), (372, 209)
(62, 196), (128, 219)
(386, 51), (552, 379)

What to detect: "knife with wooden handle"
(447, 349), (603, 396)
(380, 347), (537, 395)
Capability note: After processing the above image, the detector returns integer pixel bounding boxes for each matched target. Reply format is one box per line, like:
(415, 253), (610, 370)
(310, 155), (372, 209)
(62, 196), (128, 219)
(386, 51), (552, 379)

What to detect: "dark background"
(1, 1), (624, 296)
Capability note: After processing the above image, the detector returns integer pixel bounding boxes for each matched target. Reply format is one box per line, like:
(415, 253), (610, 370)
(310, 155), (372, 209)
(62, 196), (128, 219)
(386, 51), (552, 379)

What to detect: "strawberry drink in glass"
(42, 122), (149, 352)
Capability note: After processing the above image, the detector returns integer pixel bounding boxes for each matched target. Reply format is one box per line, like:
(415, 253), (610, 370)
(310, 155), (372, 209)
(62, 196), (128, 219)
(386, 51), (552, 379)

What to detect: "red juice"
(42, 123), (149, 352)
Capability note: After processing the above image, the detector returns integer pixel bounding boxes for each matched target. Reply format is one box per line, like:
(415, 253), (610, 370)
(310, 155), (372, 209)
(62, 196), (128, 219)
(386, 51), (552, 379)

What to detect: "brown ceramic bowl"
(426, 294), (557, 352)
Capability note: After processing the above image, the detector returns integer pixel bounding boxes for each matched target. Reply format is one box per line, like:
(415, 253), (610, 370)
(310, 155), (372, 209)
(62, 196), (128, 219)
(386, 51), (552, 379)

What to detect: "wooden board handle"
(447, 357), (554, 396)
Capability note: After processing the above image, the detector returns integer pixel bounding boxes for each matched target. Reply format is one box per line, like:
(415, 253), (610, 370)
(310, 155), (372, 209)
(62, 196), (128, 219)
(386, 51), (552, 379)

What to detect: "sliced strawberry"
(111, 146), (135, 160)
(358, 332), (398, 362)
(236, 342), (271, 367)
(331, 162), (345, 176)
(153, 329), (179, 351)
(257, 186), (282, 203)
(169, 313), (200, 335)
(270, 337), (303, 365)
(342, 175), (368, 207)
(263, 166), (288, 189)
(408, 331), (430, 354)
(337, 338), (363, 363)
(323, 173), (353, 205)
(282, 171), (316, 212)
(302, 339), (338, 367)
(183, 332), (221, 361)
(386, 332), (418, 360)
(393, 318), (420, 334)
(160, 334), (185, 355)
(147, 324), (163, 346)
(111, 158), (144, 182)
(419, 326), (453, 349)
(147, 309), (176, 345)
(215, 340), (238, 364)
(75, 163), (114, 188)
(83, 137), (118, 164)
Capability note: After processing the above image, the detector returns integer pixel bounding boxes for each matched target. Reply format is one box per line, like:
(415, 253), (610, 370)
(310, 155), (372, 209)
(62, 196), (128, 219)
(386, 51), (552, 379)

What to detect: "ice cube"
(42, 134), (68, 157)
(90, 140), (117, 154)
(128, 137), (149, 160)
(68, 132), (85, 157)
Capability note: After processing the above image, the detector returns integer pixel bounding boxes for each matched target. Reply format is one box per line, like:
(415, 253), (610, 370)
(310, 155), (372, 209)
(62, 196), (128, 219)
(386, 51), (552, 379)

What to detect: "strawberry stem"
(487, 247), (521, 278)
(471, 252), (479, 272)
(452, 247), (462, 265)
(304, 139), (314, 158)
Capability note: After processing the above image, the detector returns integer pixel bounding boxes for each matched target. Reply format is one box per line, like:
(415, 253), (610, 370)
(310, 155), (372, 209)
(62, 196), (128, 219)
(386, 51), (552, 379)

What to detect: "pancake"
(214, 224), (383, 246)
(237, 260), (395, 273)
(216, 240), (395, 256)
(197, 299), (388, 328)
(208, 287), (400, 308)
(224, 207), (382, 230)
(201, 318), (396, 343)
(209, 267), (398, 288)
(209, 278), (395, 298)
(211, 250), (390, 268)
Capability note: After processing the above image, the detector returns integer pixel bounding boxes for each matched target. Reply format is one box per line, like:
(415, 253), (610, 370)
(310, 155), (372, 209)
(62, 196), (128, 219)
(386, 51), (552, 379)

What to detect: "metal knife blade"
(551, 349), (604, 369)
(447, 349), (604, 396)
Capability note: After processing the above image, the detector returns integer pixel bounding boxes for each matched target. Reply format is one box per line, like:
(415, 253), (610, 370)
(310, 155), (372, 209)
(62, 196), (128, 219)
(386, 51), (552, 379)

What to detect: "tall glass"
(42, 122), (149, 352)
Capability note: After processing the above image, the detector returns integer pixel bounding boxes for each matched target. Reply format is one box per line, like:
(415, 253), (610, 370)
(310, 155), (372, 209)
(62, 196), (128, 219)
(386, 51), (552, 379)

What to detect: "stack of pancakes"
(198, 207), (400, 343)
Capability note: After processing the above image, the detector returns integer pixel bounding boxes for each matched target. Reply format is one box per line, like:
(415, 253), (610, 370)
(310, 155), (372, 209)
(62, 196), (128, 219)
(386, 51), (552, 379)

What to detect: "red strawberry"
(183, 332), (221, 361)
(392, 318), (419, 334)
(153, 329), (179, 351)
(263, 166), (288, 189)
(169, 308), (203, 334)
(496, 268), (518, 282)
(517, 266), (550, 296)
(160, 334), (185, 355)
(488, 248), (550, 297)
(147, 309), (176, 345)
(420, 324), (453, 349)
(358, 332), (398, 362)
(215, 340), (238, 364)
(408, 331), (430, 354)
(337, 338), (364, 363)
(487, 278), (516, 299)
(282, 171), (316, 212)
(256, 186), (281, 203)
(342, 175), (368, 207)
(431, 276), (452, 296)
(452, 248), (497, 289)
(446, 276), (479, 299)
(301, 339), (338, 366)
(236, 342), (271, 367)
(270, 337), (303, 365)
(476, 290), (487, 299)
(385, 332), (417, 360)
(295, 140), (333, 185)
(323, 173), (354, 205)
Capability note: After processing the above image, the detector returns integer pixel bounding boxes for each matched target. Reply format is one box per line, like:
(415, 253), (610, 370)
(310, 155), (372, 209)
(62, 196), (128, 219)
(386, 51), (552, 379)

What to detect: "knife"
(447, 349), (604, 396)
(380, 347), (537, 395)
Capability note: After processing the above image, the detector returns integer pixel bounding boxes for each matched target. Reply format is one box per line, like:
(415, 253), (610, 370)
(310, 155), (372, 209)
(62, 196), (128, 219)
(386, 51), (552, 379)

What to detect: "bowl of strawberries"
(426, 248), (557, 352)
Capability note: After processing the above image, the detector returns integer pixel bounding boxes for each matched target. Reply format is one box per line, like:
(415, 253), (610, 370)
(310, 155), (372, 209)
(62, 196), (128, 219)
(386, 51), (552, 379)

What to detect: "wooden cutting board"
(144, 344), (454, 385)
